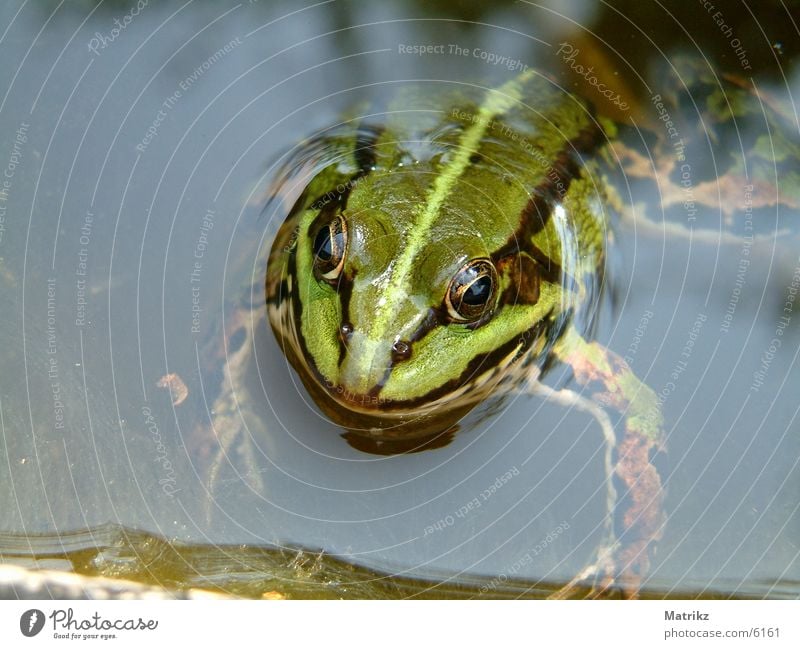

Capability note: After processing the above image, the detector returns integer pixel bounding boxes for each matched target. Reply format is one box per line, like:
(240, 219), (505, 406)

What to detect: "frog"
(207, 59), (797, 598)
(267, 71), (615, 435)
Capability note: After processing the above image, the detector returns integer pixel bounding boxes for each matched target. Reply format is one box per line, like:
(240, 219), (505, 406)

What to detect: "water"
(0, 0), (798, 598)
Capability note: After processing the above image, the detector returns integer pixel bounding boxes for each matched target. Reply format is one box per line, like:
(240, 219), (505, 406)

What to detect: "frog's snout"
(336, 329), (408, 399)
(340, 322), (412, 362)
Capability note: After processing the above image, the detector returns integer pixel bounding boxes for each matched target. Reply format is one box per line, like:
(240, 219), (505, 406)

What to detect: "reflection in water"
(0, 0), (798, 598)
(5, 524), (794, 599)
(0, 524), (575, 599)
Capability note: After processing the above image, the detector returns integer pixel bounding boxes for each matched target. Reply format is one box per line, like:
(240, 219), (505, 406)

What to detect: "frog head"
(267, 74), (606, 441)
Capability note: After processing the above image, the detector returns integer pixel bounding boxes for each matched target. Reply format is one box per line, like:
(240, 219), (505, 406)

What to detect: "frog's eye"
(312, 214), (348, 281)
(445, 259), (498, 323)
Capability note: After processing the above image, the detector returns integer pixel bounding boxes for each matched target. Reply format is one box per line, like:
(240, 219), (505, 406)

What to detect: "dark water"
(0, 0), (798, 597)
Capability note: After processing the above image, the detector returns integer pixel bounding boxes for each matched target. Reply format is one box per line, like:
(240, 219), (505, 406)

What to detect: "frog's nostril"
(391, 340), (412, 362)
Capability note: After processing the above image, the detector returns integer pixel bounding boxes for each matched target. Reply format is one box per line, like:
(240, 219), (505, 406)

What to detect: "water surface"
(0, 0), (798, 597)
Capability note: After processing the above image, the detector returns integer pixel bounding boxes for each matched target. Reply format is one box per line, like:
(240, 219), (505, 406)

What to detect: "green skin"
(267, 70), (613, 441)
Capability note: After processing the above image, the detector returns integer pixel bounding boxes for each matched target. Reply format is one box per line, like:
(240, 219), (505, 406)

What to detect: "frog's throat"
(287, 337), (524, 440)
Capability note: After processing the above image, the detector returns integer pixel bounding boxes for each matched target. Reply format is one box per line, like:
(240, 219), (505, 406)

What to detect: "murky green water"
(0, 0), (798, 598)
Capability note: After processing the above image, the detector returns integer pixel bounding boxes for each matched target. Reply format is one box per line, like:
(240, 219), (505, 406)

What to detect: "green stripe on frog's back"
(363, 72), (539, 350)
(363, 74), (603, 386)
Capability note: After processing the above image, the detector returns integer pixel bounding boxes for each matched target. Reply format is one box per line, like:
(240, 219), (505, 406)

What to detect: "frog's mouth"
(296, 351), (516, 443)
(310, 374), (474, 440)
(270, 310), (521, 443)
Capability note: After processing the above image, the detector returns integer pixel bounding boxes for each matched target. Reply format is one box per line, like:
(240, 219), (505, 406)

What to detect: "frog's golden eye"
(445, 259), (498, 323)
(312, 214), (347, 281)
